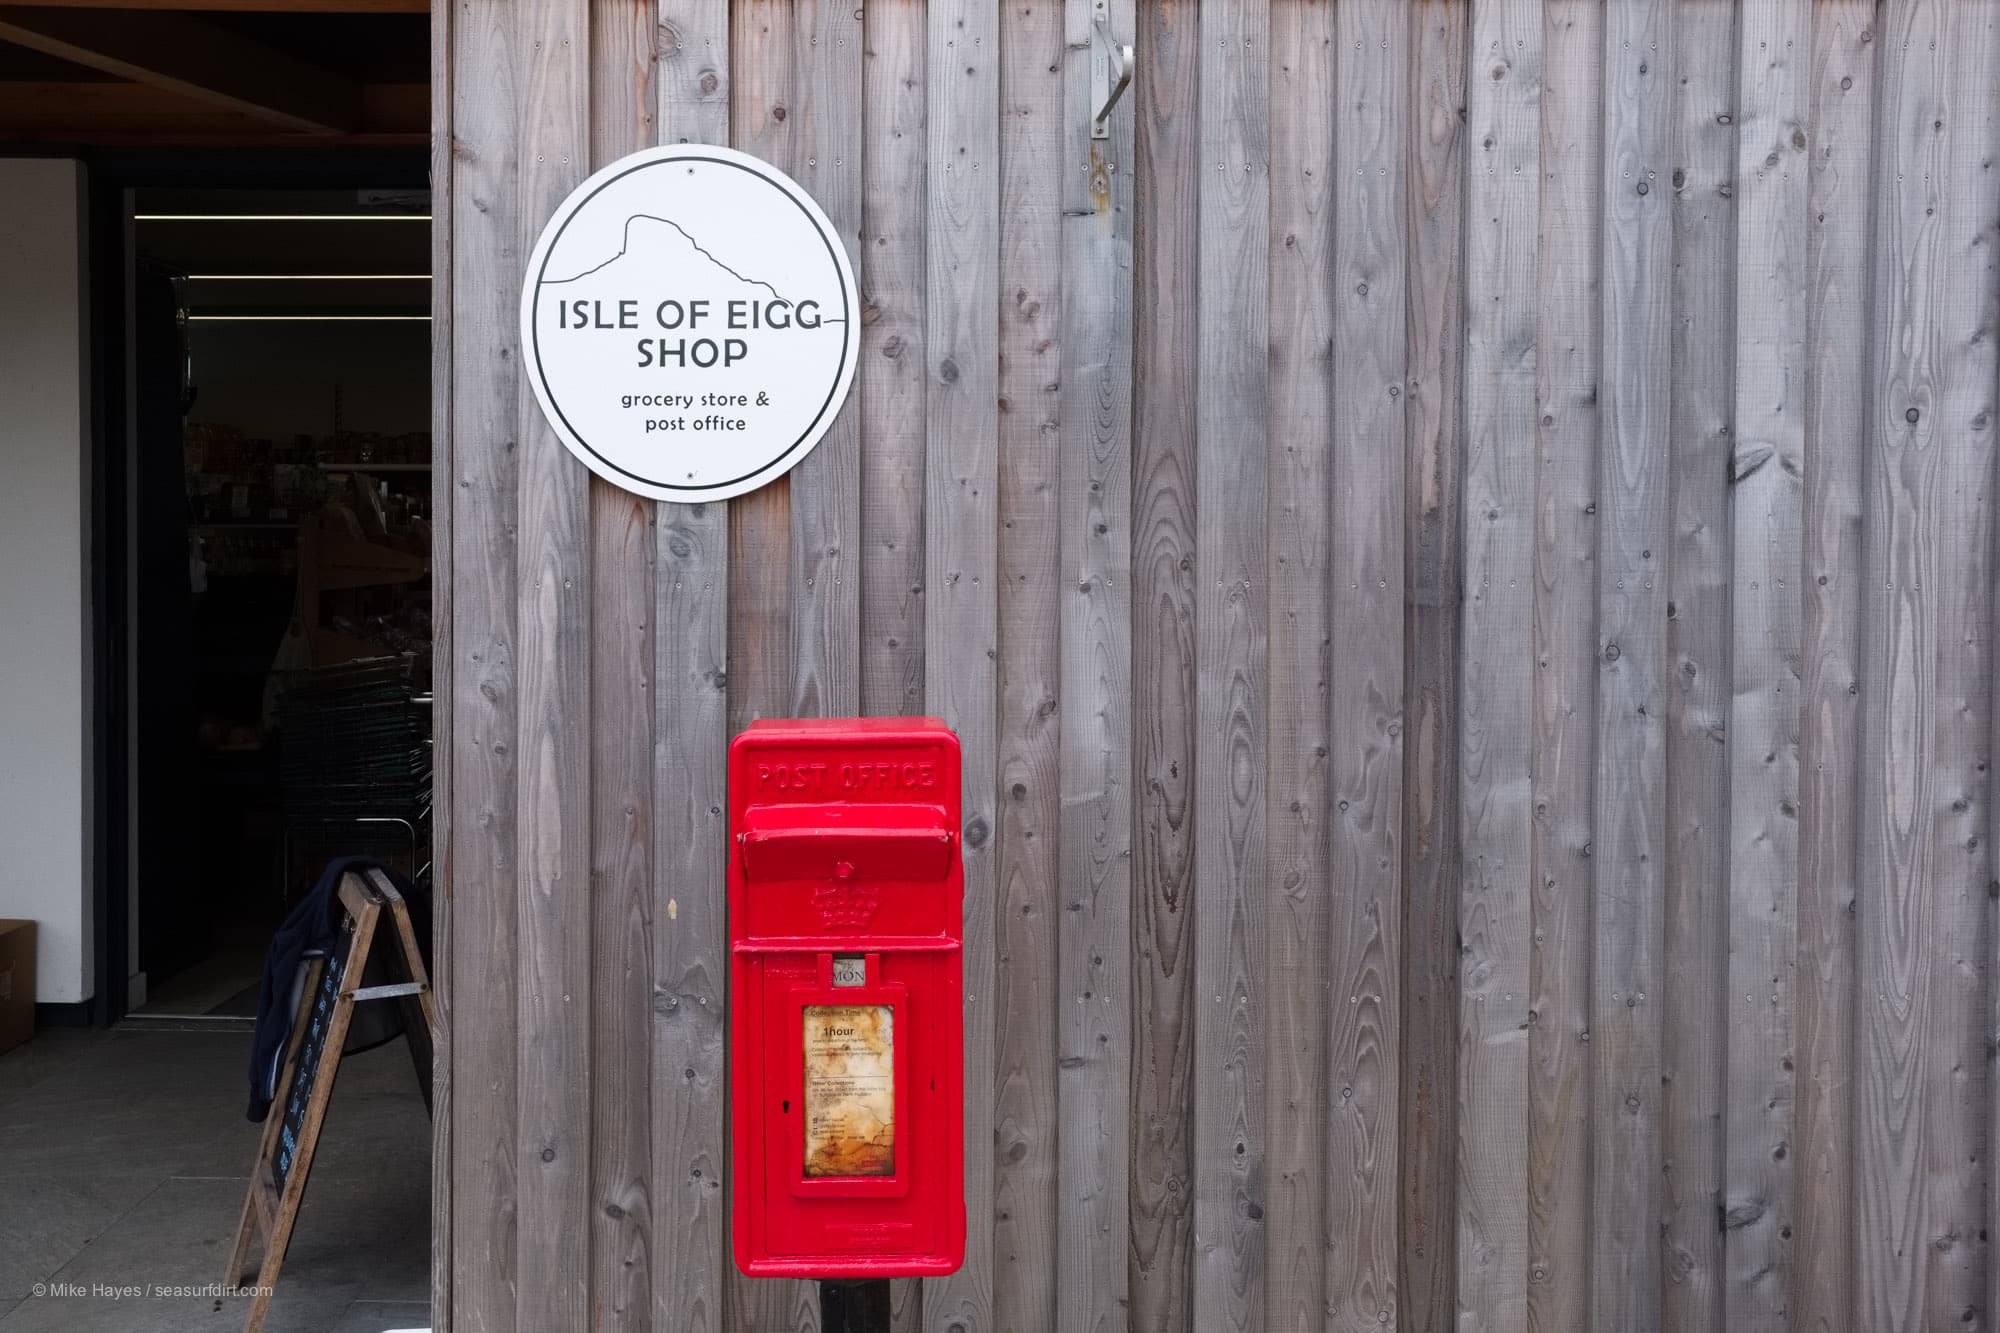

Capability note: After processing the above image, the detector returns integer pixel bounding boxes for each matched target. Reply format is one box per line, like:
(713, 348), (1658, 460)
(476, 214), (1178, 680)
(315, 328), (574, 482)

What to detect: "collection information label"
(802, 1004), (895, 1178)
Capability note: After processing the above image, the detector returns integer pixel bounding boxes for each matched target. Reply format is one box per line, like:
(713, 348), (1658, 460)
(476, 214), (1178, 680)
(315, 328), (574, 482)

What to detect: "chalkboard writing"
(273, 919), (353, 1192)
(230, 870), (434, 1333)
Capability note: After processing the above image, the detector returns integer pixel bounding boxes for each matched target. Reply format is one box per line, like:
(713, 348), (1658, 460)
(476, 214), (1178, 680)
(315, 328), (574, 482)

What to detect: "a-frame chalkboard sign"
(226, 868), (434, 1333)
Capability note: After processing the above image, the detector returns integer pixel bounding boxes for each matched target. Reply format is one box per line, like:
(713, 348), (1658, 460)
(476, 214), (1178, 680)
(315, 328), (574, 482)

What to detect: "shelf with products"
(181, 419), (433, 692)
(184, 423), (432, 523)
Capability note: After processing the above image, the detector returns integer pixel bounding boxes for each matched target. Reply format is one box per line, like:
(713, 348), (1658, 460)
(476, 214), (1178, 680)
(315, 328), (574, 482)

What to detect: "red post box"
(729, 717), (965, 1278)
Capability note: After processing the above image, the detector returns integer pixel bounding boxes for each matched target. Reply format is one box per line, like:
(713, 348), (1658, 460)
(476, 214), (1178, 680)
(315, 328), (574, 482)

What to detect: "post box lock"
(729, 718), (966, 1279)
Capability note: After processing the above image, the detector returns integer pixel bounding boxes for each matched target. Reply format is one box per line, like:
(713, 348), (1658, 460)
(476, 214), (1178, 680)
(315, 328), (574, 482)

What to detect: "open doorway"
(0, 6), (438, 1329)
(123, 187), (434, 1021)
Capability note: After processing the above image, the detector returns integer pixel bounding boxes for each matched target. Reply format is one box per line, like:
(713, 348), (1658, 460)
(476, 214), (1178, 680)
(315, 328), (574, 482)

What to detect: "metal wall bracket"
(1091, 0), (1132, 141)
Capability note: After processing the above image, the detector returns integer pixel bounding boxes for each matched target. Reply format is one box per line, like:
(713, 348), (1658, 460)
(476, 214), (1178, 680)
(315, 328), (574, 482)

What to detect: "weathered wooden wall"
(433, 0), (2000, 1329)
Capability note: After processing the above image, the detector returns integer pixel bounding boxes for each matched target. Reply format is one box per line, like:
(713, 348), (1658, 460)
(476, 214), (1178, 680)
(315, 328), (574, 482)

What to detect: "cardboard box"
(0, 920), (35, 1055)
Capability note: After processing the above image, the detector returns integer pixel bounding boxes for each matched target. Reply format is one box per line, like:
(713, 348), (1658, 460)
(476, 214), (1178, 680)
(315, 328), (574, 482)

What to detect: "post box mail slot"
(729, 717), (965, 1279)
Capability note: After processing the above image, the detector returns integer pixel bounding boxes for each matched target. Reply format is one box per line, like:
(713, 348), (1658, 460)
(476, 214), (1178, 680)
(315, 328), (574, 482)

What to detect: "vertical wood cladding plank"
(1192, 0), (1267, 1326)
(1723, 1), (1810, 1325)
(652, 2), (730, 1330)
(661, 0), (729, 148)
(430, 0), (455, 1322)
(860, 11), (928, 1325)
(726, 0), (796, 744)
(1325, 2), (1404, 1327)
(1589, 0), (1672, 1323)
(1398, 6), (1464, 1324)
(1658, 3), (1732, 1327)
(1792, 8), (1873, 1331)
(1853, 3), (1949, 1327)
(1262, 0), (1331, 1325)
(1970, 19), (2000, 1333)
(860, 0), (927, 722)
(922, 0), (1000, 1325)
(1923, 7), (1999, 1323)
(1128, 4), (1200, 1329)
(992, 0), (1061, 1325)
(513, 0), (592, 1326)
(785, 10), (868, 1323)
(888, 1280), (923, 1333)
(787, 0), (862, 723)
(1055, 0), (1135, 1324)
(726, 6), (803, 1329)
(450, 0), (522, 1326)
(1455, 2), (1538, 1327)
(586, 4), (658, 1328)
(1526, 5), (1599, 1329)
(650, 500), (731, 1333)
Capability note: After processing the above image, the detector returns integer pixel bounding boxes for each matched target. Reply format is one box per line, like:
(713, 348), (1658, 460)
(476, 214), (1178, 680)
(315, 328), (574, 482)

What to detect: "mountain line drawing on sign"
(542, 213), (845, 322)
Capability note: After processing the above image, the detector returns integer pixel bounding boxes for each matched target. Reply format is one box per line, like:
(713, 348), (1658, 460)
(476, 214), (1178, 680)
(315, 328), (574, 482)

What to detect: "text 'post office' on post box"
(728, 717), (966, 1280)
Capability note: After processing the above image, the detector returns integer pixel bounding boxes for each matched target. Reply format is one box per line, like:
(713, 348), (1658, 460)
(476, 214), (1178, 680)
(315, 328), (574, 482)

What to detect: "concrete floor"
(0, 1025), (430, 1332)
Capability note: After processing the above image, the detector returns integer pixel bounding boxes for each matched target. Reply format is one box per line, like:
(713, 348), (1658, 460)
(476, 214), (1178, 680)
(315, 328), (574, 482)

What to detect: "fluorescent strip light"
(187, 274), (432, 281)
(135, 213), (432, 222)
(187, 314), (432, 322)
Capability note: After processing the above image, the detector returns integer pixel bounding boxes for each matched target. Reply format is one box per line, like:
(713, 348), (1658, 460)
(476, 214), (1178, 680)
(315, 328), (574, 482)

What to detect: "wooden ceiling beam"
(0, 80), (424, 144)
(0, 7), (361, 132)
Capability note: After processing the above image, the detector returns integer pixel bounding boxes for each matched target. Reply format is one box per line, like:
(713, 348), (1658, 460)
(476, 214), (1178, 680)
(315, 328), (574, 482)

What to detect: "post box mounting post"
(820, 1277), (892, 1332)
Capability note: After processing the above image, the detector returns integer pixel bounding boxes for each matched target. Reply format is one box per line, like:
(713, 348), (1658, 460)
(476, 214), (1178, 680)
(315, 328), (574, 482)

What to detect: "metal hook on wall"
(1091, 0), (1132, 141)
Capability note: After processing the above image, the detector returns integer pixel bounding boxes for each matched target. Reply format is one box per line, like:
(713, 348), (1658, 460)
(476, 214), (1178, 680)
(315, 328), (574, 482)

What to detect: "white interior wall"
(0, 158), (90, 1005)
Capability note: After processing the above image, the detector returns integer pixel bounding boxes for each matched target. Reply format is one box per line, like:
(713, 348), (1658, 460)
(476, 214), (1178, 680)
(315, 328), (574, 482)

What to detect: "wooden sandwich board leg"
(232, 880), (383, 1333)
(367, 869), (438, 1116)
(226, 871), (437, 1333)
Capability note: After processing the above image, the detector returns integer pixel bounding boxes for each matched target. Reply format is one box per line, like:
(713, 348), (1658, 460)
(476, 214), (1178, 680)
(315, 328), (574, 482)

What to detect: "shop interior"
(126, 188), (434, 1019)
(0, 9), (438, 1328)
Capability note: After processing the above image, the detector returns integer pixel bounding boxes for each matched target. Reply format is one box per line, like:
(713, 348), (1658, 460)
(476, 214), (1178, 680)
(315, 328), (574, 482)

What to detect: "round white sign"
(520, 144), (859, 502)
